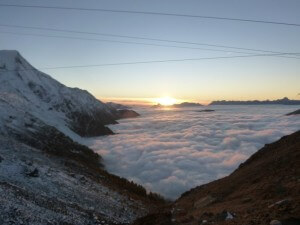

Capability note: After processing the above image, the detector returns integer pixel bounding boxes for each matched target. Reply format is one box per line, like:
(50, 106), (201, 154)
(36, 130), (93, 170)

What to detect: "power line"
(1, 31), (300, 60)
(0, 3), (299, 27)
(3, 53), (300, 72)
(0, 31), (255, 54)
(0, 23), (298, 55)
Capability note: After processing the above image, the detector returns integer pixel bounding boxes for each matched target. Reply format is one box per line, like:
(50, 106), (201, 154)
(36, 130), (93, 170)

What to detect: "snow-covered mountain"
(0, 50), (163, 224)
(0, 50), (121, 138)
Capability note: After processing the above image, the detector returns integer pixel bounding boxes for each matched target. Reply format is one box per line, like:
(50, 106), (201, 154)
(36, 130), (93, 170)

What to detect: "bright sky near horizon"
(0, 0), (299, 104)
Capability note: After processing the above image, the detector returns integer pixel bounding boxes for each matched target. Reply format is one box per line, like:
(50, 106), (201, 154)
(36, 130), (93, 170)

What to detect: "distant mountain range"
(153, 102), (203, 108)
(152, 98), (300, 108)
(210, 97), (300, 105)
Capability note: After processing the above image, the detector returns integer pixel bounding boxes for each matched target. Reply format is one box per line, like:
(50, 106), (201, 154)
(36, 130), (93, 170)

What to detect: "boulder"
(25, 168), (39, 177)
(270, 220), (282, 225)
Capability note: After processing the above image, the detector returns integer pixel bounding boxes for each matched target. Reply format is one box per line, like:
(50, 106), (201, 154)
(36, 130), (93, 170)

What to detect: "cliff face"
(133, 131), (300, 225)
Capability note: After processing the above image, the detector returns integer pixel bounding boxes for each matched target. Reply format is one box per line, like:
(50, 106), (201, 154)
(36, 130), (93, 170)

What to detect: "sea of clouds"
(84, 105), (300, 199)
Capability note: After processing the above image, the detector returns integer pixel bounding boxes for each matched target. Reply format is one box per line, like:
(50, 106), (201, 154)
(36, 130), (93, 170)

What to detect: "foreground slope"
(133, 131), (300, 225)
(0, 134), (165, 225)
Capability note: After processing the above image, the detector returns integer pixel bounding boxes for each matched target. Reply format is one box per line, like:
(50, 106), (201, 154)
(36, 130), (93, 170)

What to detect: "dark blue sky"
(1, 0), (299, 103)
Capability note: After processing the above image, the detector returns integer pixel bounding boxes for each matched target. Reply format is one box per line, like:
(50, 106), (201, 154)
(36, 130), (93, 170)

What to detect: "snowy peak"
(0, 50), (118, 138)
(0, 50), (23, 70)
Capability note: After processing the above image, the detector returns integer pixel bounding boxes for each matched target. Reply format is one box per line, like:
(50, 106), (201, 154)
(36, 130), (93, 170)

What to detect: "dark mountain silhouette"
(286, 109), (300, 116)
(152, 102), (203, 108)
(210, 97), (300, 105)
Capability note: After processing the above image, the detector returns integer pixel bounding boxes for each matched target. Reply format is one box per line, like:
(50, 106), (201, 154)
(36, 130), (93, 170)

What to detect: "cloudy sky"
(84, 105), (300, 199)
(0, 0), (300, 103)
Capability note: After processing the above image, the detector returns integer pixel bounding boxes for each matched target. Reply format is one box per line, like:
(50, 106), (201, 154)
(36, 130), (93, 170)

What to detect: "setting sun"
(155, 96), (177, 106)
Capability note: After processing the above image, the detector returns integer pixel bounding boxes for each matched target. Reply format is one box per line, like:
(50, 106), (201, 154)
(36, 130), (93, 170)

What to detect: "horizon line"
(99, 96), (300, 106)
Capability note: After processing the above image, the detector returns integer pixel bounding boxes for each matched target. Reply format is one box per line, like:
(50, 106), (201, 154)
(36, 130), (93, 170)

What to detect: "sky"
(0, 0), (300, 104)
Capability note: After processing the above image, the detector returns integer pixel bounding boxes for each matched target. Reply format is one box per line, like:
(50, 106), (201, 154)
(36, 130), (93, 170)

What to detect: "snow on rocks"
(226, 211), (234, 220)
(0, 136), (149, 224)
(0, 50), (119, 138)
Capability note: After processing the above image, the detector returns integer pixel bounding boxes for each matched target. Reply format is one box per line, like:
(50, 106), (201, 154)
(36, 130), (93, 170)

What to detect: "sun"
(155, 96), (177, 106)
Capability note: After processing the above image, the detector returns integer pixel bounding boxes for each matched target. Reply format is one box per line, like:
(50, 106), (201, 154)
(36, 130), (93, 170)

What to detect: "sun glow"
(155, 96), (177, 106)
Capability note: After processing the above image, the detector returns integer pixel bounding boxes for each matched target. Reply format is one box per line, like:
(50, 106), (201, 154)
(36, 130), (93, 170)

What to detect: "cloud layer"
(84, 105), (300, 199)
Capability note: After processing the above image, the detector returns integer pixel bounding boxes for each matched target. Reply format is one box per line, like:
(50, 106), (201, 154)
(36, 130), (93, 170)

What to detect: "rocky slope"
(0, 50), (163, 224)
(133, 131), (300, 225)
(0, 133), (165, 225)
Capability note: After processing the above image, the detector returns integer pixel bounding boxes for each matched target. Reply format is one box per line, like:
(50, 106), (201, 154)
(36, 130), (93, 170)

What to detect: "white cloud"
(84, 105), (300, 199)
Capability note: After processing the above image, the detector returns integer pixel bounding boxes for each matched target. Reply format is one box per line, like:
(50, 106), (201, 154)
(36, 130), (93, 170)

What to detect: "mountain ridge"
(152, 102), (203, 108)
(210, 97), (300, 105)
